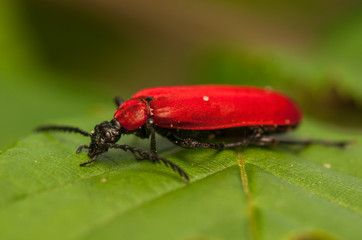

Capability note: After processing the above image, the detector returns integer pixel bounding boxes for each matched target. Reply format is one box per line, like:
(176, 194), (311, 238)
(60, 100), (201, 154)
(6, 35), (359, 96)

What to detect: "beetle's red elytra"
(37, 85), (347, 181)
(116, 85), (302, 130)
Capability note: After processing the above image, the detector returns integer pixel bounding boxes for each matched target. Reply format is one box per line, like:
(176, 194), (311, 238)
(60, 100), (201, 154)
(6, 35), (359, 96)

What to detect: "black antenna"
(36, 125), (91, 137)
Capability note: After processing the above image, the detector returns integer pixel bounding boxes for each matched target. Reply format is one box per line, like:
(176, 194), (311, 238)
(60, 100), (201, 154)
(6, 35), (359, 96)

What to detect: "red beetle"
(37, 85), (347, 180)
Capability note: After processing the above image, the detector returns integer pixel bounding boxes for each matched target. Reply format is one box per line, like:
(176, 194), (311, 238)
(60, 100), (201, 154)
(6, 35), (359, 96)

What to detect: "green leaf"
(0, 117), (361, 240)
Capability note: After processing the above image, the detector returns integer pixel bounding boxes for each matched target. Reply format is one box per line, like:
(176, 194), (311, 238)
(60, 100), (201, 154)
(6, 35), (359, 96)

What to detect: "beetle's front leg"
(146, 118), (157, 155)
(79, 154), (99, 166)
(76, 145), (89, 154)
(105, 143), (189, 180)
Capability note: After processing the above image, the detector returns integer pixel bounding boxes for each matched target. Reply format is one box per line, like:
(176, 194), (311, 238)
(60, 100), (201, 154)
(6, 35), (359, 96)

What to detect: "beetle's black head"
(36, 119), (126, 159)
(88, 119), (122, 157)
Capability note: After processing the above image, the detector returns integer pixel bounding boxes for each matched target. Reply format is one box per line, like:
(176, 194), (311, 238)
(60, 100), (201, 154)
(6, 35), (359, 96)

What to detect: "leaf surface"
(0, 118), (361, 240)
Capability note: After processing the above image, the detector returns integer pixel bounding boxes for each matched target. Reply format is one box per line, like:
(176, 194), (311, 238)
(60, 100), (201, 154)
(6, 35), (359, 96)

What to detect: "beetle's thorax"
(113, 97), (151, 131)
(88, 119), (122, 157)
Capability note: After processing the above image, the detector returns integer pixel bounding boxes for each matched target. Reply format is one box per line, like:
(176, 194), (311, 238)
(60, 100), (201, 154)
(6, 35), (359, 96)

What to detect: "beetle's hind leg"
(167, 135), (349, 149)
(251, 136), (349, 148)
(220, 136), (349, 148)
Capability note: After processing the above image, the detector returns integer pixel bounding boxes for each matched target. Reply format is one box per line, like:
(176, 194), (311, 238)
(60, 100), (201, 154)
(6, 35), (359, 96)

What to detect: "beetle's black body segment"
(154, 125), (300, 149)
(155, 125), (294, 143)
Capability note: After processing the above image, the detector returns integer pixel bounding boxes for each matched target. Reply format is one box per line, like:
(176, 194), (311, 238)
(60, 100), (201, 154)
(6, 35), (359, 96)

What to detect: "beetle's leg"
(80, 154), (99, 166)
(280, 138), (349, 148)
(222, 139), (254, 148)
(105, 143), (189, 181)
(114, 96), (125, 107)
(150, 128), (157, 154)
(222, 130), (263, 148)
(174, 135), (349, 149)
(76, 145), (89, 154)
(250, 136), (349, 148)
(146, 118), (157, 154)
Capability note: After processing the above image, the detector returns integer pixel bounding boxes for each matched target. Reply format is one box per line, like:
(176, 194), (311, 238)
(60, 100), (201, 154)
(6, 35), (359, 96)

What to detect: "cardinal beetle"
(37, 85), (348, 181)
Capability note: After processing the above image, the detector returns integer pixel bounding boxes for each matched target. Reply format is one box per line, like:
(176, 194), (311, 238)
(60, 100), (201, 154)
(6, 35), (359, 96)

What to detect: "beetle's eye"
(105, 132), (111, 139)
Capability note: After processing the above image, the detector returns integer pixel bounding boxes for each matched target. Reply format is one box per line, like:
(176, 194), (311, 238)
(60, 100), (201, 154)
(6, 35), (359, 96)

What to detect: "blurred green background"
(1, 1), (362, 240)
(1, 0), (362, 149)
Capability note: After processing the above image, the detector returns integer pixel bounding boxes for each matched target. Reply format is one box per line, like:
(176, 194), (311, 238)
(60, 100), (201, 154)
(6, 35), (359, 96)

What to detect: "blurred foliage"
(0, 0), (362, 239)
(1, 0), (361, 149)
